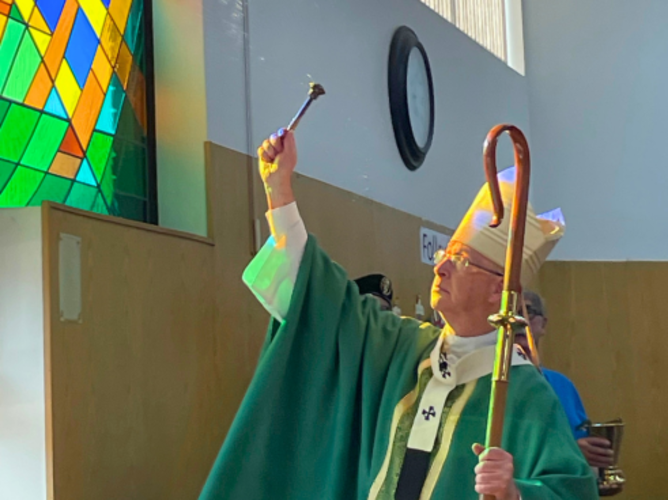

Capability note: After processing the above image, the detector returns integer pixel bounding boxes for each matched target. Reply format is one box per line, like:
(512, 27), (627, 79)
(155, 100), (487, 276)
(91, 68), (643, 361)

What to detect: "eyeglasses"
(433, 249), (504, 277)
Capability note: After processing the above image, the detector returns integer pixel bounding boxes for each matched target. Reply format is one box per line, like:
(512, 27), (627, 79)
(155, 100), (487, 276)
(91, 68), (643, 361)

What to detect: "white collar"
(442, 327), (497, 361)
(409, 339), (532, 453)
(406, 330), (532, 454)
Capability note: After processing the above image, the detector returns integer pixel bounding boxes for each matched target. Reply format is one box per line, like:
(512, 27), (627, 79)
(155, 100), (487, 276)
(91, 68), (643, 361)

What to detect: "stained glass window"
(0, 0), (156, 222)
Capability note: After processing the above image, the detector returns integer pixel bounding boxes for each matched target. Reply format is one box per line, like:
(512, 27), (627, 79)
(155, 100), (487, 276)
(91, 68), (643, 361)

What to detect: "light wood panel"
(204, 143), (275, 445)
(44, 204), (218, 499)
(538, 261), (668, 500)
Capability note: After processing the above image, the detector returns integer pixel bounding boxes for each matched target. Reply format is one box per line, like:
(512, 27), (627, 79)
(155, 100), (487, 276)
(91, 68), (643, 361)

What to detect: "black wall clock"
(388, 26), (435, 171)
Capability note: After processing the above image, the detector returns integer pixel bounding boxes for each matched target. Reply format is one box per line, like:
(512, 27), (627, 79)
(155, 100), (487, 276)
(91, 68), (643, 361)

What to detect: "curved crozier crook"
(479, 124), (532, 500)
(482, 124), (531, 292)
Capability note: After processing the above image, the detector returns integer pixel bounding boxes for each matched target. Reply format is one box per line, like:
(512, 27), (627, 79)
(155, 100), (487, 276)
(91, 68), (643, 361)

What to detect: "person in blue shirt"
(515, 290), (614, 469)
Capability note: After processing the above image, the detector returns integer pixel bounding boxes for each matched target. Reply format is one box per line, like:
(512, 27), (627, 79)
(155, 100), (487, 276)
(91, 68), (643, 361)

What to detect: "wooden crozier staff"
(480, 124), (531, 500)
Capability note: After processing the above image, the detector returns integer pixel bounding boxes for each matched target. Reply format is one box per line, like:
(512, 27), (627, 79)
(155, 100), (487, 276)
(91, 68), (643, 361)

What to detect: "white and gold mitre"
(451, 166), (565, 286)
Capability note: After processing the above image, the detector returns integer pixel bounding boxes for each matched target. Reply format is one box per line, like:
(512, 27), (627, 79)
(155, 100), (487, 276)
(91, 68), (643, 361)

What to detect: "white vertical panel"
(505, 0), (525, 74)
(0, 208), (47, 500)
(59, 233), (82, 323)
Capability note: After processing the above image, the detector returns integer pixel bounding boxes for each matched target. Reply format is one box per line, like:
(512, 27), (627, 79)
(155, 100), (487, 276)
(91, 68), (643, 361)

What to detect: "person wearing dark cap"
(354, 274), (393, 312)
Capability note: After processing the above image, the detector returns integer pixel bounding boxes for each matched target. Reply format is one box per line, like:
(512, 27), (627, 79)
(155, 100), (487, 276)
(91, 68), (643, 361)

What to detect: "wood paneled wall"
(45, 142), (668, 499)
(43, 142), (453, 499)
(43, 205), (222, 499)
(538, 261), (668, 500)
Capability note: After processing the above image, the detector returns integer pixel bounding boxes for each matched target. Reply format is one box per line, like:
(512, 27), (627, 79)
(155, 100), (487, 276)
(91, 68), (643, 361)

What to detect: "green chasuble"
(200, 235), (597, 500)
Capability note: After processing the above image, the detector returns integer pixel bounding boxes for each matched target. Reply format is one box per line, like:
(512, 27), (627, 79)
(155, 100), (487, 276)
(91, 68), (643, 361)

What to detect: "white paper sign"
(59, 233), (82, 322)
(420, 227), (451, 266)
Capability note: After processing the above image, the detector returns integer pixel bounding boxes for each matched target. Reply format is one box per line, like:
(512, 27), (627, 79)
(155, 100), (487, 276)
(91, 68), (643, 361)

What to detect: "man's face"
(430, 241), (504, 324)
(515, 296), (547, 352)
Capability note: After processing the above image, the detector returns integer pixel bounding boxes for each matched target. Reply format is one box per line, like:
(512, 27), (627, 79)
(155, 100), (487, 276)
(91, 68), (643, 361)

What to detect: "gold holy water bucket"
(581, 419), (626, 496)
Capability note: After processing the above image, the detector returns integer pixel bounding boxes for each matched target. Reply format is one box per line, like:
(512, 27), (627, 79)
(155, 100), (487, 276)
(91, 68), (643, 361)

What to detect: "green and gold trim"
(420, 380), (477, 499)
(368, 358), (432, 500)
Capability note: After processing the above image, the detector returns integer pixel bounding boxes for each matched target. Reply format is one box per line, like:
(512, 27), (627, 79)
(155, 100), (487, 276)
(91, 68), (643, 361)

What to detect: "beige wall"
(538, 261), (668, 500)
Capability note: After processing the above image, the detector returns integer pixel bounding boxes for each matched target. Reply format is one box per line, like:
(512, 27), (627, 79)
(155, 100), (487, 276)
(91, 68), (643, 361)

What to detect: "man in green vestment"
(199, 128), (598, 500)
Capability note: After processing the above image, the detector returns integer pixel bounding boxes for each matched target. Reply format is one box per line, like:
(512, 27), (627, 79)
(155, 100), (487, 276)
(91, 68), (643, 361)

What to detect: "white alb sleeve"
(242, 202), (308, 321)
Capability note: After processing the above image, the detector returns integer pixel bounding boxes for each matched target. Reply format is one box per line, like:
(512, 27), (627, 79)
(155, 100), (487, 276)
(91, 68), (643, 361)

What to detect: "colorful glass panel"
(44, 87), (67, 117)
(28, 8), (50, 34)
(35, 0), (67, 33)
(64, 8), (96, 87)
(3, 28), (41, 101)
(0, 0), (154, 221)
(0, 19), (24, 89)
(24, 62), (52, 108)
(0, 158), (15, 190)
(21, 112), (68, 170)
(30, 29), (52, 55)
